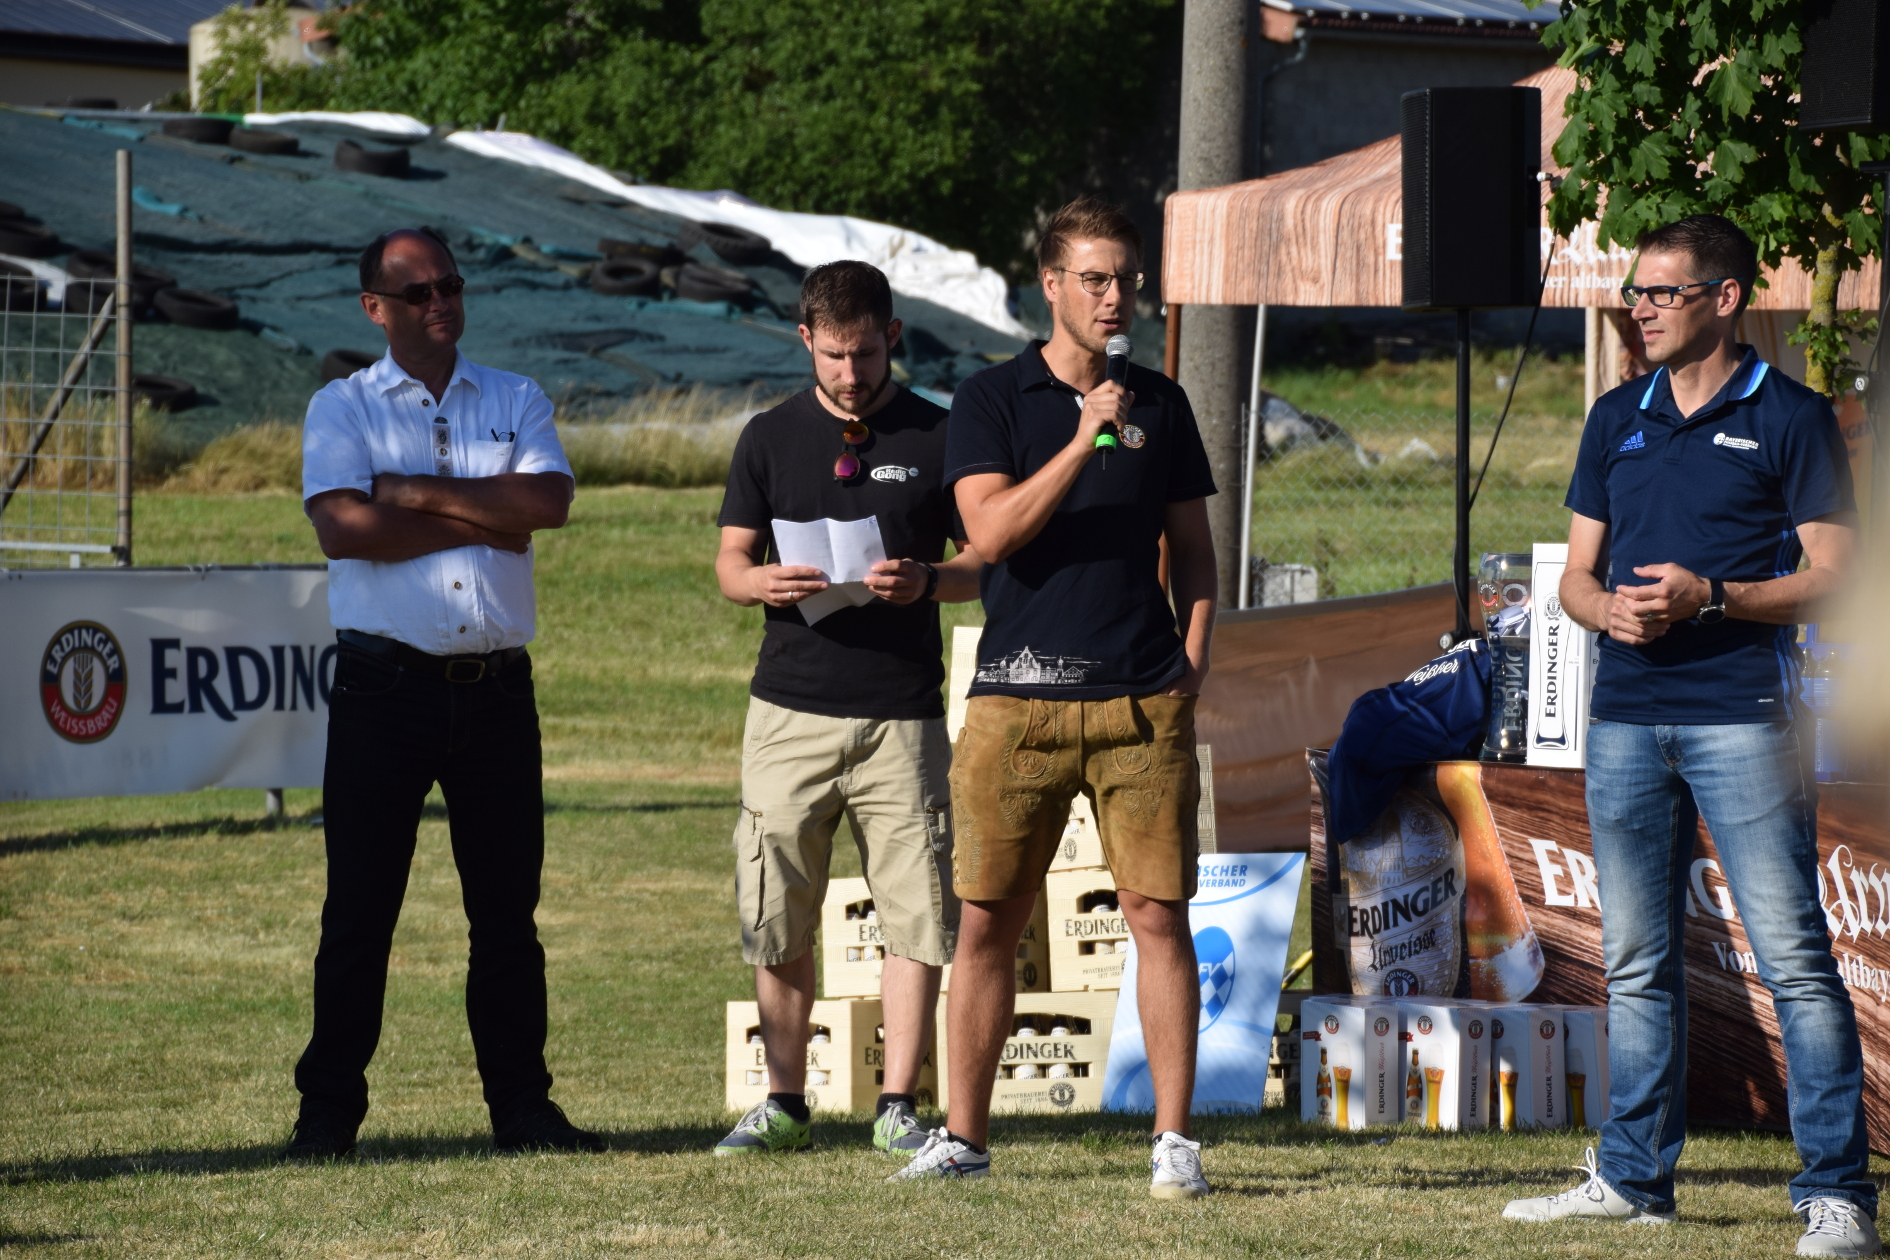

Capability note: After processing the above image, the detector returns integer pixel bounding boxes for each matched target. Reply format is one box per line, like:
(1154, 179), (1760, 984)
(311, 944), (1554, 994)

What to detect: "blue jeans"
(1585, 720), (1874, 1216)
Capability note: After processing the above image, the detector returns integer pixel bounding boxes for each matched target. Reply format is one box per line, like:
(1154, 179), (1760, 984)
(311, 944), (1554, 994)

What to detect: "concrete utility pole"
(1176, 0), (1248, 610)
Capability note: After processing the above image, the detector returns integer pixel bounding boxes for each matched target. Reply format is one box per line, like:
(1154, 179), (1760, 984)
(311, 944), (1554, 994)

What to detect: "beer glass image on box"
(1299, 997), (1401, 1127)
(1336, 764), (1542, 1002)
(726, 999), (937, 1113)
(1525, 543), (1598, 770)
(1397, 1000), (1489, 1130)
(1488, 1005), (1564, 1130)
(1558, 1006), (1610, 1129)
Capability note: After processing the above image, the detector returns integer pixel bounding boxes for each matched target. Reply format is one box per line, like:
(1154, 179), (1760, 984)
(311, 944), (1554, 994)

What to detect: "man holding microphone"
(891, 197), (1218, 1196)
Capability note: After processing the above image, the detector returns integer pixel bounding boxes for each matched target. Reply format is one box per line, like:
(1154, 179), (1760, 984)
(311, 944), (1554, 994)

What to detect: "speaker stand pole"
(1453, 307), (1473, 644)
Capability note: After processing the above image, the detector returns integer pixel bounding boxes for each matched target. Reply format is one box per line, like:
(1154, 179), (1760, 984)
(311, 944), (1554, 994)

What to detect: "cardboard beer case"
(822, 877), (1050, 998)
(935, 990), (1115, 1114)
(1300, 995), (1404, 1128)
(1525, 543), (1600, 770)
(725, 998), (937, 1114)
(1046, 867), (1128, 991)
(1488, 1005), (1567, 1130)
(1556, 1005), (1610, 1129)
(1396, 998), (1491, 1130)
(1047, 793), (1107, 873)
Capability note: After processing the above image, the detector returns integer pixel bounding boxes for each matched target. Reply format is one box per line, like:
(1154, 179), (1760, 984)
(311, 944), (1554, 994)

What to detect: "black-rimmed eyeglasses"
(1620, 278), (1729, 308)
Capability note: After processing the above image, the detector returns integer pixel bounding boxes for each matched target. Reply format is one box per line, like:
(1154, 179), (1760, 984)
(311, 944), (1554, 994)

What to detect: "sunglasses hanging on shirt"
(833, 420), (868, 480)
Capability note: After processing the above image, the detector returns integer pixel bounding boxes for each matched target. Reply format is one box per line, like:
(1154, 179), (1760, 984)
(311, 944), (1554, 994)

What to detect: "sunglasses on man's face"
(369, 274), (467, 306)
(833, 420), (868, 480)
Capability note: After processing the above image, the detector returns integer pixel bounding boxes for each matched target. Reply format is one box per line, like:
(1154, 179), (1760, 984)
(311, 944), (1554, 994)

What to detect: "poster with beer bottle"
(1313, 751), (1544, 1002)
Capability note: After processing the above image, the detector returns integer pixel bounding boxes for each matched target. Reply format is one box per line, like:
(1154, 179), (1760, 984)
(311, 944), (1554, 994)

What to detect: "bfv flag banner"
(1, 567), (333, 800)
(1101, 852), (1304, 1113)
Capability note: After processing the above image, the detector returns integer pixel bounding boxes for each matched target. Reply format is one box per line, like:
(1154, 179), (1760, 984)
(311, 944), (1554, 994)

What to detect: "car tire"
(2, 263), (40, 312)
(676, 221), (771, 265)
(321, 348), (381, 383)
(675, 262), (754, 304)
(591, 257), (662, 297)
(161, 117), (234, 145)
(63, 251), (177, 312)
(599, 238), (684, 266)
(154, 287), (239, 330)
(132, 374), (198, 411)
(0, 220), (60, 257)
(229, 127), (300, 156)
(334, 139), (411, 178)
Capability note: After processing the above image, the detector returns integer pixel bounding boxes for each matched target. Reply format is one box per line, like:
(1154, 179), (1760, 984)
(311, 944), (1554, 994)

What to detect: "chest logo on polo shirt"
(870, 465), (921, 484)
(1121, 424), (1147, 449)
(1618, 431), (1645, 452)
(1713, 432), (1759, 451)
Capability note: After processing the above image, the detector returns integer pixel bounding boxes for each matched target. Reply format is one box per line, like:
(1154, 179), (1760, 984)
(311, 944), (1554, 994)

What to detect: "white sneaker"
(885, 1128), (990, 1182)
(1797, 1197), (1882, 1257)
(1150, 1131), (1210, 1200)
(1501, 1148), (1675, 1225)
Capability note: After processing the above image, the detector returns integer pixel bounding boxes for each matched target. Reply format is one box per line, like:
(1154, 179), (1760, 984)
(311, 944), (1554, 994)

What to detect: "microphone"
(1096, 334), (1131, 466)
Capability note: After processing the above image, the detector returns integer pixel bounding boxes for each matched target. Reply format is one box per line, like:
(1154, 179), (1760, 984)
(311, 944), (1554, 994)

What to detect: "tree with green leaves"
(1541, 1), (1890, 394)
(222, 0), (1176, 279)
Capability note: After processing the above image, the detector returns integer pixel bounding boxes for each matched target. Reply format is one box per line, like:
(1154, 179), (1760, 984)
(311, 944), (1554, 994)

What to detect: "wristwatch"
(918, 561), (939, 601)
(1697, 578), (1727, 624)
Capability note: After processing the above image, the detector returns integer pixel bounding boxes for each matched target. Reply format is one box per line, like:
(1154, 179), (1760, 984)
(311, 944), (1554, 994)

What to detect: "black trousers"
(293, 640), (553, 1126)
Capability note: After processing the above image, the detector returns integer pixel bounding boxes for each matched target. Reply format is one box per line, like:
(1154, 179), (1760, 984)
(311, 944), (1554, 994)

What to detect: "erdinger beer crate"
(1555, 1005), (1610, 1129)
(1301, 996), (1404, 1128)
(1046, 867), (1128, 991)
(725, 999), (937, 1114)
(822, 877), (1049, 998)
(935, 990), (1116, 1114)
(1048, 793), (1106, 873)
(1396, 998), (1491, 1130)
(1488, 1005), (1566, 1131)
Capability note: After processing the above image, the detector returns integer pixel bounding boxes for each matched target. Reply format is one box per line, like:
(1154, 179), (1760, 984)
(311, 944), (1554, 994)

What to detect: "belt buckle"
(445, 658), (487, 684)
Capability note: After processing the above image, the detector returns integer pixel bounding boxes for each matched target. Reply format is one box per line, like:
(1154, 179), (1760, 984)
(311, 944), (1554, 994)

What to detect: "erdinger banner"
(0, 567), (332, 800)
(1310, 754), (1890, 1150)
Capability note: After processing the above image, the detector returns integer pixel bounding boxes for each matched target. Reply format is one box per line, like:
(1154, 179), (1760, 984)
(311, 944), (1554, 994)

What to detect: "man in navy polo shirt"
(1501, 215), (1875, 1258)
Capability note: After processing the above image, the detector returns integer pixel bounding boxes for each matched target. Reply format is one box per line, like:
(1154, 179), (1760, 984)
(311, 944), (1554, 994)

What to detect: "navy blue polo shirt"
(1566, 346), (1854, 724)
(944, 341), (1217, 699)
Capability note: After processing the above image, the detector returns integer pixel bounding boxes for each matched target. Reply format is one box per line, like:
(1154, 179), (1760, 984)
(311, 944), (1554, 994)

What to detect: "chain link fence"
(1, 152), (133, 570)
(1244, 393), (1583, 603)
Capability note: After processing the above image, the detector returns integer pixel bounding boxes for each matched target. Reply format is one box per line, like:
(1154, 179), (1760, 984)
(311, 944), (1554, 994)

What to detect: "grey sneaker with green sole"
(714, 1100), (811, 1156)
(873, 1101), (928, 1153)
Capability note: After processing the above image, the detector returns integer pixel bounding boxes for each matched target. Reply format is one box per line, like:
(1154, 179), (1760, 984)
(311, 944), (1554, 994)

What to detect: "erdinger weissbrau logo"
(40, 621), (127, 743)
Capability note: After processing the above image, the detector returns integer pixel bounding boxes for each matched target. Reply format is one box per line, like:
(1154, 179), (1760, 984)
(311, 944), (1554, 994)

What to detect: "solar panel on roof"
(0, 0), (267, 43)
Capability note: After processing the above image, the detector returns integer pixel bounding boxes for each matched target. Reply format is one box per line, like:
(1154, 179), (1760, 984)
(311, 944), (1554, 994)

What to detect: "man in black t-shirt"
(712, 261), (983, 1159)
(890, 198), (1218, 1195)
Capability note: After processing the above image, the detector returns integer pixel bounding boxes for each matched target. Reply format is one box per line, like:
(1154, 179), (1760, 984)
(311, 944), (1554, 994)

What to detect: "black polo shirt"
(943, 341), (1217, 700)
(1566, 347), (1854, 724)
(718, 387), (960, 721)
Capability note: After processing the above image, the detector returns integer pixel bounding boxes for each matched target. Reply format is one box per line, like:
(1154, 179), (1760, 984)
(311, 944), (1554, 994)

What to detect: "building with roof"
(0, 0), (233, 109)
(1255, 1), (1557, 177)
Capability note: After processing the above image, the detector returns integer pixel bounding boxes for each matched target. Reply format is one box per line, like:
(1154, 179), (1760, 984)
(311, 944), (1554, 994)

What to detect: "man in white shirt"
(285, 227), (598, 1160)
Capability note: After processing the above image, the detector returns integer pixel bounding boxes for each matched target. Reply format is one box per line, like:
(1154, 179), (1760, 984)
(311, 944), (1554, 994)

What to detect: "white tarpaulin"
(1102, 852), (1305, 1113)
(442, 130), (1032, 338)
(0, 567), (334, 800)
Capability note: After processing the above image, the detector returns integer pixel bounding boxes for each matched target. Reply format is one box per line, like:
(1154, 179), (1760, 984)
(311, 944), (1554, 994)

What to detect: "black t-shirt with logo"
(943, 342), (1217, 700)
(718, 386), (961, 721)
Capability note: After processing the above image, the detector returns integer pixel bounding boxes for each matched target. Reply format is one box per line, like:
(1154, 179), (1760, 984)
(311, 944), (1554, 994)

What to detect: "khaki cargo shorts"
(950, 692), (1199, 902)
(733, 697), (959, 967)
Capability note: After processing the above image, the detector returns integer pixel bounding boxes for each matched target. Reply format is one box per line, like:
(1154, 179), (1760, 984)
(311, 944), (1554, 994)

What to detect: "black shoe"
(280, 1110), (359, 1162)
(492, 1099), (606, 1154)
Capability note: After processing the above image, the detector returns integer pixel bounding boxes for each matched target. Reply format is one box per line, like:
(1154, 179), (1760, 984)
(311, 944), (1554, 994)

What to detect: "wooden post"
(1164, 303), (1182, 379)
(115, 148), (133, 567)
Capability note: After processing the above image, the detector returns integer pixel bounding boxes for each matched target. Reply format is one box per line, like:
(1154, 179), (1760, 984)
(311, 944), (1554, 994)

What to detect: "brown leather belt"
(337, 629), (525, 684)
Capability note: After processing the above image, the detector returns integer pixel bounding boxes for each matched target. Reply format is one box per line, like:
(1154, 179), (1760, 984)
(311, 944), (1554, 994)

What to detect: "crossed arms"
(307, 472), (574, 562)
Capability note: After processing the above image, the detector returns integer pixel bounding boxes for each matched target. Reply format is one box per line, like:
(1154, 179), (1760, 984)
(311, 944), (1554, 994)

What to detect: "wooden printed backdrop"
(1310, 759), (1890, 1150)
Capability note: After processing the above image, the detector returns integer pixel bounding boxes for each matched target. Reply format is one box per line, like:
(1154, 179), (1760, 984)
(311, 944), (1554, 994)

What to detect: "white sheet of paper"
(771, 516), (887, 626)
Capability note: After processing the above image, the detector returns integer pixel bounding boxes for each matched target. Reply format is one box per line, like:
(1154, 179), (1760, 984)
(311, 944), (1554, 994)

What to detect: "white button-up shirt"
(302, 350), (572, 655)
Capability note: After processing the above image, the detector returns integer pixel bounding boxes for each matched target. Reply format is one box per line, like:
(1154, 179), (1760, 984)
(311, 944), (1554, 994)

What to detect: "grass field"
(2, 489), (1872, 1259)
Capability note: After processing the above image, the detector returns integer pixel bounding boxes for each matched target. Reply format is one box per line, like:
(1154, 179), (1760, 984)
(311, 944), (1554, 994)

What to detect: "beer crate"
(821, 877), (1049, 998)
(1266, 992), (1304, 1109)
(1046, 867), (1129, 991)
(1555, 1005), (1610, 1129)
(1047, 793), (1106, 873)
(1395, 998), (1491, 1131)
(1488, 1005), (1567, 1131)
(725, 998), (937, 1114)
(1301, 995), (1404, 1128)
(934, 990), (1117, 1114)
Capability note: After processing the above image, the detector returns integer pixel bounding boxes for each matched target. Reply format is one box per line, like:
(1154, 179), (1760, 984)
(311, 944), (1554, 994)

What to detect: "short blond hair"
(1035, 196), (1143, 274)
